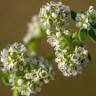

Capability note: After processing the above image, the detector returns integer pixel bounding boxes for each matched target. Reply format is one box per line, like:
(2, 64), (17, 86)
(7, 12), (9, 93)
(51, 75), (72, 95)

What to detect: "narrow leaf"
(2, 75), (10, 86)
(71, 10), (77, 21)
(88, 29), (96, 43)
(88, 54), (91, 62)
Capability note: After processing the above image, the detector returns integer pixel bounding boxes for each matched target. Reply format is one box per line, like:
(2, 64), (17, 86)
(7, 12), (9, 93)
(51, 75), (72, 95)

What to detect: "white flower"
(58, 62), (67, 72)
(76, 13), (91, 30)
(52, 12), (57, 18)
(56, 32), (61, 38)
(63, 30), (71, 35)
(62, 49), (67, 53)
(46, 29), (51, 35)
(23, 16), (43, 44)
(1, 50), (8, 64)
(46, 6), (51, 10)
(87, 6), (95, 15)
(83, 50), (88, 55)
(17, 79), (23, 86)
(38, 69), (48, 79)
(25, 73), (32, 80)
(33, 76), (39, 82)
(47, 35), (59, 48)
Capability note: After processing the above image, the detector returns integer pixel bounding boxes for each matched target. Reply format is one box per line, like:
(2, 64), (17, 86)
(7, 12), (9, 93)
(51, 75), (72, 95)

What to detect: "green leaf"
(88, 29), (96, 43)
(2, 75), (10, 86)
(78, 29), (87, 41)
(71, 10), (77, 21)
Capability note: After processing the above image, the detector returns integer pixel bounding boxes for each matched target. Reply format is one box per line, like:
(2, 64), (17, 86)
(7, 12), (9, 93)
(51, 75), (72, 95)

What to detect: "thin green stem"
(13, 89), (20, 96)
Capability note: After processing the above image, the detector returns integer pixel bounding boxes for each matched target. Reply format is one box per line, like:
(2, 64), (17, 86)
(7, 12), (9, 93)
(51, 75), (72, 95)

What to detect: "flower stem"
(13, 89), (20, 96)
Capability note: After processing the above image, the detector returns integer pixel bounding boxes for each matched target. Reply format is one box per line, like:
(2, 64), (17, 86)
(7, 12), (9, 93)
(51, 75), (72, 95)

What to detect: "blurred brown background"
(0, 0), (96, 96)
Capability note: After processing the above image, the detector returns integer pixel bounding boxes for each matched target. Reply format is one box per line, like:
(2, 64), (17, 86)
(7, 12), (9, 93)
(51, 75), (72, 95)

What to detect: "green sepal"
(72, 31), (79, 39)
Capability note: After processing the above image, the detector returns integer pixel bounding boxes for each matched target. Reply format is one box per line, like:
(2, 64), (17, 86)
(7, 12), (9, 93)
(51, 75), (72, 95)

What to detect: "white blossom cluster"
(46, 29), (90, 77)
(76, 6), (96, 30)
(86, 6), (96, 28)
(76, 13), (91, 30)
(0, 42), (27, 72)
(39, 1), (72, 50)
(0, 42), (54, 96)
(47, 29), (90, 77)
(23, 16), (44, 44)
(47, 30), (71, 51)
(39, 1), (70, 32)
(39, 1), (72, 49)
(55, 46), (89, 77)
(39, 1), (90, 77)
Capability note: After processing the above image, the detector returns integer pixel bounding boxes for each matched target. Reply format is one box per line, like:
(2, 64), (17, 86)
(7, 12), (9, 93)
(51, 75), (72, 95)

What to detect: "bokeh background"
(0, 0), (96, 96)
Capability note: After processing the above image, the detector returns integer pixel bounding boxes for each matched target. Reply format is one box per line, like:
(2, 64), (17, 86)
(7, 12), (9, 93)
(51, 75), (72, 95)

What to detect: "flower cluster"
(39, 1), (70, 32)
(0, 43), (54, 96)
(23, 16), (44, 44)
(55, 46), (89, 76)
(39, 1), (71, 50)
(39, 1), (90, 77)
(0, 42), (27, 72)
(46, 29), (90, 76)
(0, 2), (96, 96)
(87, 6), (96, 28)
(76, 6), (96, 30)
(76, 13), (91, 30)
(47, 30), (71, 51)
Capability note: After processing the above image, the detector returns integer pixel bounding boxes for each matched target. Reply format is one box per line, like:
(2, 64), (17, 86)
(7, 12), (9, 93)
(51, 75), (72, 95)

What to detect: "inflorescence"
(23, 15), (44, 44)
(39, 1), (91, 76)
(0, 1), (96, 96)
(0, 43), (54, 96)
(76, 6), (96, 30)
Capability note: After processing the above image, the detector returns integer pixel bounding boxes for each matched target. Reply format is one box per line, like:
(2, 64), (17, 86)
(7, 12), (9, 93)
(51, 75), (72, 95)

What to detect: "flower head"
(0, 42), (54, 96)
(76, 6), (96, 30)
(86, 6), (96, 28)
(55, 46), (89, 77)
(76, 13), (91, 30)
(23, 16), (44, 44)
(39, 1), (70, 31)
